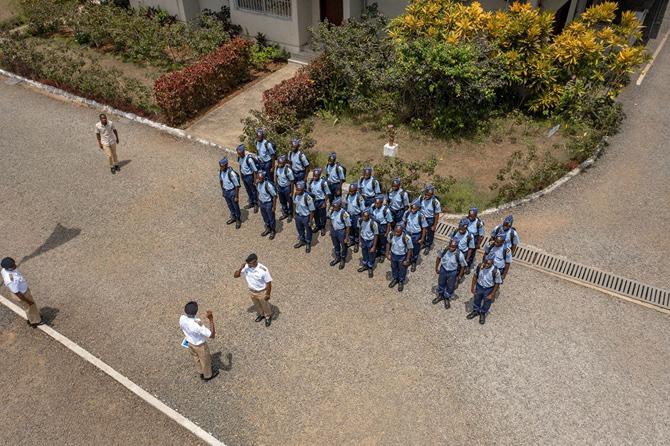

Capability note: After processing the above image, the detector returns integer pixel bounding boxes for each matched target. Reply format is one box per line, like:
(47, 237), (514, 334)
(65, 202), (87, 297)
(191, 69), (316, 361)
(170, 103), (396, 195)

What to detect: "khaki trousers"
(250, 288), (272, 318)
(12, 289), (41, 325)
(102, 143), (119, 167)
(188, 342), (212, 379)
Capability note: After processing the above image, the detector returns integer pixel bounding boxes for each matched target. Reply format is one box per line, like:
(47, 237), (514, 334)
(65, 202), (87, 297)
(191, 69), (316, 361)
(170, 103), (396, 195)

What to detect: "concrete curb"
(1, 68), (606, 219)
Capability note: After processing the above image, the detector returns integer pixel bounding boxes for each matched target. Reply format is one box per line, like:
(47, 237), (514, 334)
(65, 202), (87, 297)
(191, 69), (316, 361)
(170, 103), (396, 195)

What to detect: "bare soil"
(0, 0), (17, 23)
(310, 114), (571, 206)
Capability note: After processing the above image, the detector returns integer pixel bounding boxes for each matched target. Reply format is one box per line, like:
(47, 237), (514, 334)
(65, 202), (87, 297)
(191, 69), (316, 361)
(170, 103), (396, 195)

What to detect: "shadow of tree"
(19, 223), (81, 265)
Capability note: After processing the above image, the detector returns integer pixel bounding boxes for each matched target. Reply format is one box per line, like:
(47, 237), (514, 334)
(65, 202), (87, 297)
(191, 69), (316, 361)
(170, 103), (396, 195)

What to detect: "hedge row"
(154, 37), (252, 125)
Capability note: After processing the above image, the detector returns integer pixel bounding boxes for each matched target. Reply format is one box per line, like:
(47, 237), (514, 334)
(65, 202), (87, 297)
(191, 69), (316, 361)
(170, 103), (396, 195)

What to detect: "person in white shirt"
(1, 257), (42, 327)
(179, 301), (218, 381)
(234, 253), (274, 327)
(95, 113), (121, 175)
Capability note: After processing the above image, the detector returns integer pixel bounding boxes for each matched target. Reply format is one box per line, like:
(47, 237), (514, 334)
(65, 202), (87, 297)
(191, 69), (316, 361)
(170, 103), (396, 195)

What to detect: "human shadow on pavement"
(246, 304), (282, 321)
(117, 159), (132, 169)
(212, 352), (233, 372)
(19, 223), (81, 265)
(40, 306), (60, 325)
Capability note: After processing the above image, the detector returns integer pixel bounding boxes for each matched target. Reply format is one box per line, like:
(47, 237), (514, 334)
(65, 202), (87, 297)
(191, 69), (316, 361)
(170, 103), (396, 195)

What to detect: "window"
(236, 0), (292, 18)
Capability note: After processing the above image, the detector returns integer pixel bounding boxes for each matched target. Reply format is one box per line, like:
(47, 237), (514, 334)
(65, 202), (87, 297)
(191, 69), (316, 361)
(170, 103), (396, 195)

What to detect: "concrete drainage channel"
(434, 222), (670, 312)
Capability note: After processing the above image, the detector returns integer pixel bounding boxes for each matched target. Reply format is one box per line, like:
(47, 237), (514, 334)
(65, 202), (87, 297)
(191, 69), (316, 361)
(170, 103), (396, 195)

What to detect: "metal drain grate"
(434, 222), (670, 310)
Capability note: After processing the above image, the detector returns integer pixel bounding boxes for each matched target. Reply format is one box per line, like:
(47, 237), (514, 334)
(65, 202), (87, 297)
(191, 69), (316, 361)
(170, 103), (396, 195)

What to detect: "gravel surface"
(0, 305), (202, 446)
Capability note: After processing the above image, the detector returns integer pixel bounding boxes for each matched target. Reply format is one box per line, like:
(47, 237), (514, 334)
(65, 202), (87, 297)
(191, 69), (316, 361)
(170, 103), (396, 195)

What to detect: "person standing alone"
(179, 301), (218, 381)
(234, 253), (274, 327)
(1, 257), (42, 327)
(95, 113), (120, 174)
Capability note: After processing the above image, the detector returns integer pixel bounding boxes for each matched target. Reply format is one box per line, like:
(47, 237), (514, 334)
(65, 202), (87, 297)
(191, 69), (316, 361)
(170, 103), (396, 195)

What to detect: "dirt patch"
(0, 0), (17, 23)
(310, 114), (571, 206)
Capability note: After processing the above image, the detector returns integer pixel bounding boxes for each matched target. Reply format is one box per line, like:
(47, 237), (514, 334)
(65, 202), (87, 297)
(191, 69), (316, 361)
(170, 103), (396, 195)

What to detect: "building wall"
(230, 0), (303, 52)
(198, 0), (229, 12)
(130, 0), (185, 19)
(369, 0), (408, 17)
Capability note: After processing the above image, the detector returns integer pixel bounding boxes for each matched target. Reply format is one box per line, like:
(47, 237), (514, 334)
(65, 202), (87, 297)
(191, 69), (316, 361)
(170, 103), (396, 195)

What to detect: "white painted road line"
(636, 29), (670, 85)
(0, 293), (225, 446)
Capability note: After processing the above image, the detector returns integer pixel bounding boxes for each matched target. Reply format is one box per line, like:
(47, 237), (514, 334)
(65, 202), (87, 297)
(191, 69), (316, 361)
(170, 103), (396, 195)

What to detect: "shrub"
(250, 43), (289, 67)
(18, 0), (75, 36)
(0, 38), (158, 116)
(240, 110), (316, 157)
(154, 38), (252, 125)
(262, 69), (318, 120)
(200, 6), (242, 37)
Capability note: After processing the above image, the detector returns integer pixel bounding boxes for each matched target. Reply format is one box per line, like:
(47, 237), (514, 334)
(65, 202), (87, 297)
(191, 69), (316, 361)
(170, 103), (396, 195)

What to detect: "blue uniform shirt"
(403, 210), (428, 234)
(387, 233), (413, 256)
(220, 168), (240, 191)
(329, 208), (351, 231)
(485, 244), (512, 269)
(289, 150), (309, 173)
(308, 178), (330, 201)
(238, 154), (258, 176)
(293, 192), (315, 216)
(476, 264), (503, 288)
(491, 225), (520, 249)
(452, 230), (475, 252)
(359, 219), (379, 241)
(325, 163), (345, 184)
(346, 193), (365, 216)
(370, 205), (393, 225)
(467, 217), (485, 238)
(275, 166), (295, 188)
(419, 197), (442, 219)
(256, 180), (277, 203)
(438, 249), (467, 272)
(388, 188), (410, 211)
(358, 177), (380, 198)
(256, 139), (275, 163)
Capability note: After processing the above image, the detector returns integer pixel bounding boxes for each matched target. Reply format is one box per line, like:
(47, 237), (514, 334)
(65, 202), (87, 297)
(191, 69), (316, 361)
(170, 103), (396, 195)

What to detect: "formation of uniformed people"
(219, 130), (520, 324)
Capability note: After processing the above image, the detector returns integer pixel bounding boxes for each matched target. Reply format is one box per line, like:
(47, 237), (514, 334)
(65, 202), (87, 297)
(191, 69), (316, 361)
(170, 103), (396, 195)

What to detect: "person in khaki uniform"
(179, 301), (218, 381)
(95, 113), (120, 174)
(234, 253), (273, 327)
(1, 257), (42, 327)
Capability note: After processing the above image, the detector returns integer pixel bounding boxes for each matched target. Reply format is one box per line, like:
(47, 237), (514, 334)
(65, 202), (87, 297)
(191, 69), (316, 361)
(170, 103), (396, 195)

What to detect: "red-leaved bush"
(154, 38), (252, 125)
(262, 68), (318, 120)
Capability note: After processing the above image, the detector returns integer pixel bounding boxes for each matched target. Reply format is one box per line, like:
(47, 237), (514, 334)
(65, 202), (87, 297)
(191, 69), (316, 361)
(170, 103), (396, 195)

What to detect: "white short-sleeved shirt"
(179, 315), (211, 346)
(1, 268), (28, 294)
(241, 263), (272, 291)
(95, 121), (117, 146)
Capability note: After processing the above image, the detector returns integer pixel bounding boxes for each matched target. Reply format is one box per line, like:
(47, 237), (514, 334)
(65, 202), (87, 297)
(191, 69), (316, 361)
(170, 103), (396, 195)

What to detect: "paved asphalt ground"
(1, 29), (669, 446)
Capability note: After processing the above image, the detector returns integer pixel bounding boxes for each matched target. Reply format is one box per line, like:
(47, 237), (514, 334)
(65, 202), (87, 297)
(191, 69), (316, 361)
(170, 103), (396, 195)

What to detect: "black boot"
(466, 311), (478, 320)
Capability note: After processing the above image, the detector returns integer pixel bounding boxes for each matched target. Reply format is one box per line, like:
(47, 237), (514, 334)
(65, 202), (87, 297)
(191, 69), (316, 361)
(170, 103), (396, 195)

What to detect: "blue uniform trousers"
(498, 267), (506, 284)
(473, 284), (495, 314)
(467, 236), (480, 268)
(391, 209), (405, 225)
(349, 214), (361, 245)
(223, 188), (241, 220)
(327, 181), (341, 202)
(314, 199), (327, 230)
(361, 238), (375, 268)
(293, 171), (306, 183)
(409, 232), (422, 264)
(375, 224), (388, 257)
(363, 196), (375, 208)
(295, 214), (312, 245)
(259, 160), (273, 179)
(437, 268), (459, 300)
(241, 173), (257, 206)
(391, 253), (408, 283)
(277, 185), (292, 217)
(259, 201), (275, 231)
(425, 217), (436, 249)
(331, 228), (347, 260)
(457, 250), (469, 275)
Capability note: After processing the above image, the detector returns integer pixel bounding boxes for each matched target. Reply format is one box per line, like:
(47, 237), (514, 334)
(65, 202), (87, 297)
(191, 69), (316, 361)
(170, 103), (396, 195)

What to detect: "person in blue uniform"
(490, 215), (520, 254)
(292, 181), (315, 253)
(386, 224), (413, 292)
(484, 234), (512, 283)
(345, 183), (365, 253)
(256, 171), (277, 240)
(325, 152), (346, 202)
(358, 166), (381, 208)
(328, 198), (351, 270)
(255, 128), (276, 178)
(274, 155), (294, 222)
(451, 218), (476, 276)
(307, 167), (330, 236)
(465, 207), (485, 273)
(467, 255), (502, 325)
(236, 144), (258, 213)
(218, 158), (241, 229)
(387, 178), (410, 224)
(433, 239), (467, 309)
(369, 195), (393, 263)
(418, 185), (441, 255)
(357, 210), (379, 278)
(402, 202), (427, 272)
(288, 139), (310, 183)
